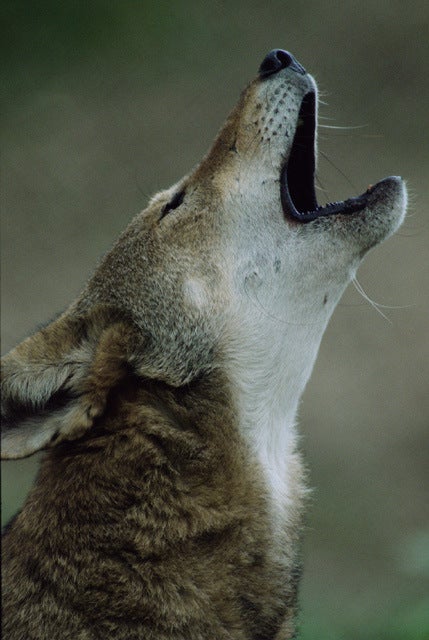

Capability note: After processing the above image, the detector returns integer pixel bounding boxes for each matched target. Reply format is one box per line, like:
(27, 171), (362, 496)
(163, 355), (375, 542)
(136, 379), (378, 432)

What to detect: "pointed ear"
(1, 308), (139, 459)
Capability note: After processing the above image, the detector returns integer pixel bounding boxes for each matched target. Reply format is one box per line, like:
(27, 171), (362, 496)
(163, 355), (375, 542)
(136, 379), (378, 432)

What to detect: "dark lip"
(281, 91), (369, 222)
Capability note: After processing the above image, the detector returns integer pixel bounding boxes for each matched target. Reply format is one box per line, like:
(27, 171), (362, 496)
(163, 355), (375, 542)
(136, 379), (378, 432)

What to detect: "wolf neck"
(225, 315), (328, 511)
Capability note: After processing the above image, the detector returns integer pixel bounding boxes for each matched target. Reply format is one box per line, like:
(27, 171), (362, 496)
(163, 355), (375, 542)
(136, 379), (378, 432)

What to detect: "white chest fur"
(221, 239), (353, 517)
(224, 308), (328, 515)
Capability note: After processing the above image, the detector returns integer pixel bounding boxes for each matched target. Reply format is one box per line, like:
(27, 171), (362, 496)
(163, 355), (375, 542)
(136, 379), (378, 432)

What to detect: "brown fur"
(1, 50), (406, 639)
(3, 369), (302, 639)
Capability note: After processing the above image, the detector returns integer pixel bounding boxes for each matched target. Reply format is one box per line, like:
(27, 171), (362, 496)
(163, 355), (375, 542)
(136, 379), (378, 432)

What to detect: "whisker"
(243, 277), (323, 328)
(319, 124), (368, 130)
(315, 175), (329, 196)
(352, 277), (392, 322)
(318, 149), (359, 193)
(351, 278), (413, 321)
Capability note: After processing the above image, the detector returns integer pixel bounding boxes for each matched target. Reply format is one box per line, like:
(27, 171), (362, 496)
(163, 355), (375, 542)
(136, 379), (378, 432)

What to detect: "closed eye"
(160, 189), (185, 220)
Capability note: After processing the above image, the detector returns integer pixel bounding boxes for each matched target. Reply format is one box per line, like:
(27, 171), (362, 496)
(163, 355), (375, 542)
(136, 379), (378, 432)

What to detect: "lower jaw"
(280, 168), (376, 223)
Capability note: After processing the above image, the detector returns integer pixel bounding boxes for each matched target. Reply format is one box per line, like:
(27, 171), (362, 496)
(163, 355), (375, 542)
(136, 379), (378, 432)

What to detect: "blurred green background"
(1, 1), (428, 638)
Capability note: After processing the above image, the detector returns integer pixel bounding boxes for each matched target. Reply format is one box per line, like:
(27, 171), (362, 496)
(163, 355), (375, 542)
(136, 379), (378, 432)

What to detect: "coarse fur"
(1, 51), (406, 639)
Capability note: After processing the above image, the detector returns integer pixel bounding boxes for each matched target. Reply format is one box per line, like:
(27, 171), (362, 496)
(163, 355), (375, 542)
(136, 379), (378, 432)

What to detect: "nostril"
(259, 49), (306, 78)
(259, 49), (293, 77)
(259, 50), (290, 77)
(275, 49), (294, 68)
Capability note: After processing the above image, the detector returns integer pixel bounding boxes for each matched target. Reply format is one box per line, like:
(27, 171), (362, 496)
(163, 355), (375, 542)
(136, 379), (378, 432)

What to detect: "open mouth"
(280, 91), (370, 222)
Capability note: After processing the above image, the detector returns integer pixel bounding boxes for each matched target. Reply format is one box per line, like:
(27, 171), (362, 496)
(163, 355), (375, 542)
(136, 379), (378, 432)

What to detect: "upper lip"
(281, 91), (369, 222)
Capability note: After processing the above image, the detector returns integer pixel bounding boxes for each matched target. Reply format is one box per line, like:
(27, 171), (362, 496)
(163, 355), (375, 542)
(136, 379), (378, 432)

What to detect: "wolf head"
(1, 49), (406, 459)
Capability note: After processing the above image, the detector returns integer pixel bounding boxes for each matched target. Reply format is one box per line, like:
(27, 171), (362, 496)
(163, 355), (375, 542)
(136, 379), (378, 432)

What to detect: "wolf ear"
(1, 308), (139, 459)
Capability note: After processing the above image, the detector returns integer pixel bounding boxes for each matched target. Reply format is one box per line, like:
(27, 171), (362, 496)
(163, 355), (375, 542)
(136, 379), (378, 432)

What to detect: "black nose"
(259, 49), (306, 78)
